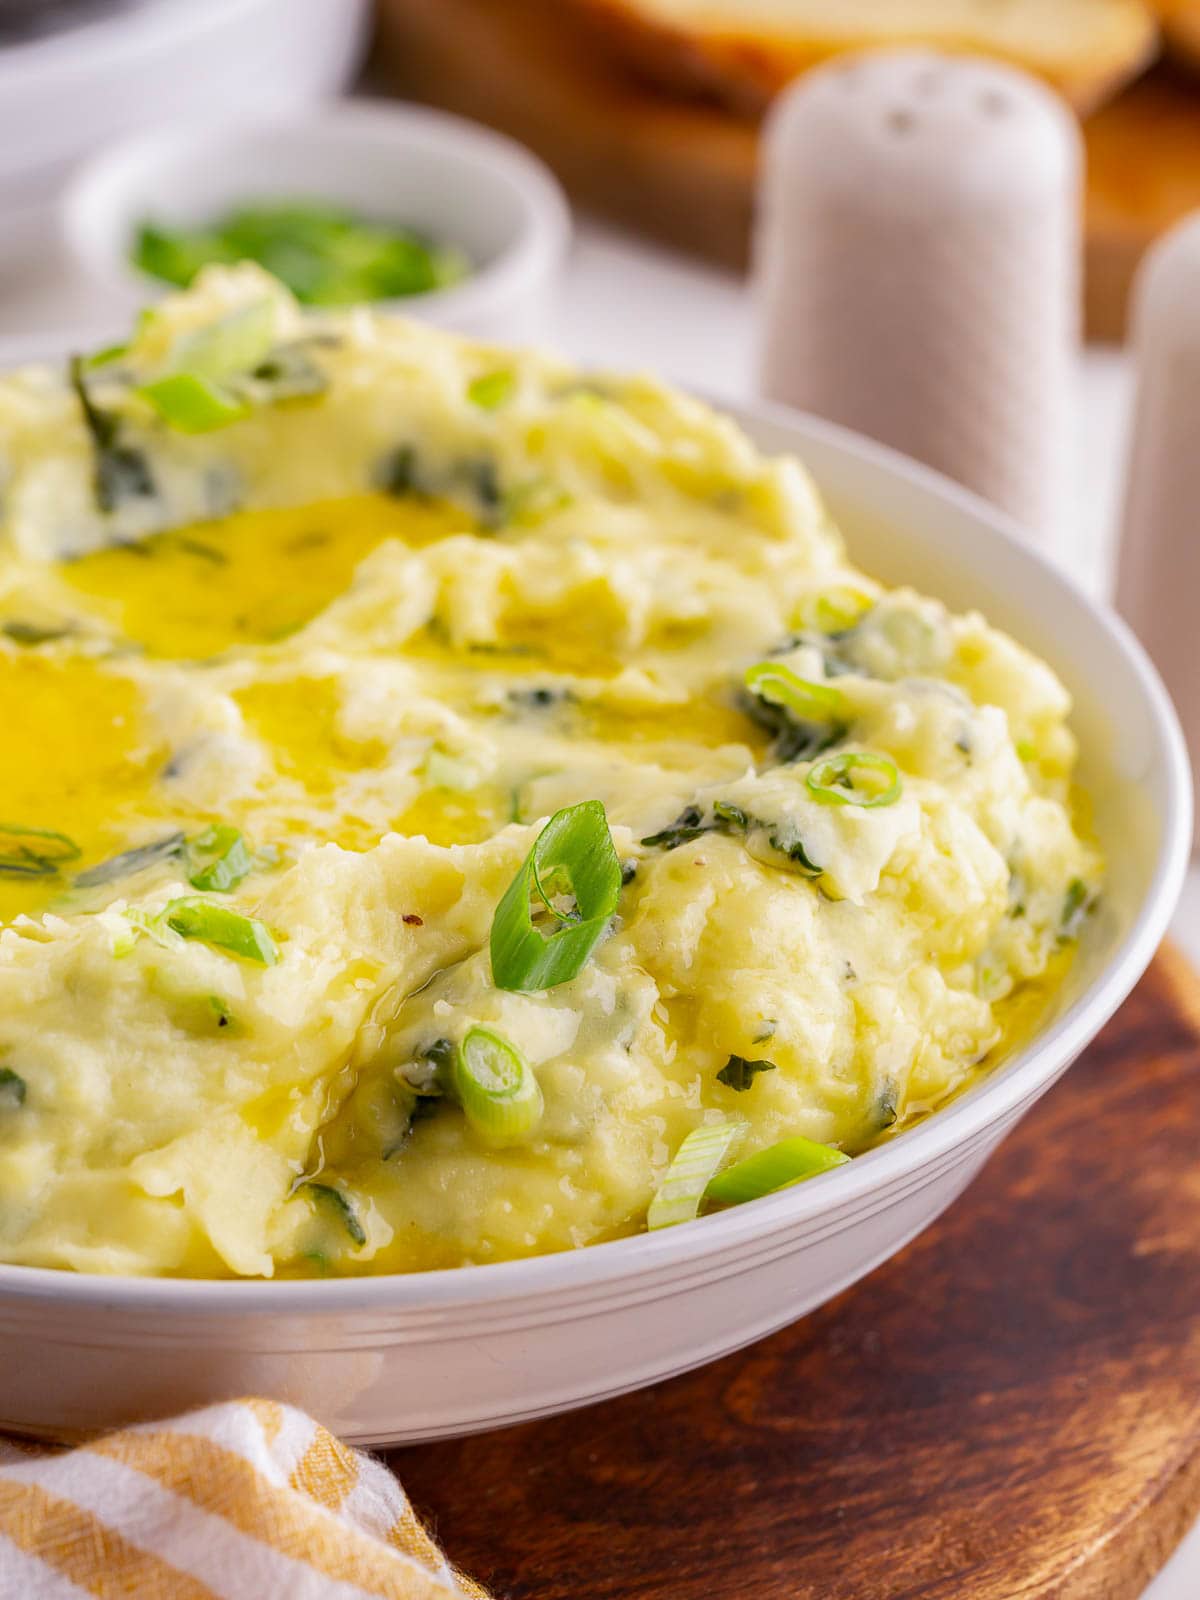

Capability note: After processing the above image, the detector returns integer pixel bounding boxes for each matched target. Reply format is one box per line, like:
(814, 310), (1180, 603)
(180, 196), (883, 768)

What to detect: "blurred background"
(2, 0), (1195, 597)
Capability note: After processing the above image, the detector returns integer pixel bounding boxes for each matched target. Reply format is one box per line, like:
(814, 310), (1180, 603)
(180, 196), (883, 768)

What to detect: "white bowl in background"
(0, 0), (372, 273)
(0, 399), (1187, 1444)
(60, 102), (573, 341)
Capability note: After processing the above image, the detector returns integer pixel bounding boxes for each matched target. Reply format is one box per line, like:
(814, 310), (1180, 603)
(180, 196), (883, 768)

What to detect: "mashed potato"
(0, 267), (1100, 1277)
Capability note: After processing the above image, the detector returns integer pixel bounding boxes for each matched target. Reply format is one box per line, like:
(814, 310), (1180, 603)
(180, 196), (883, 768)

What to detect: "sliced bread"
(567, 0), (1159, 114)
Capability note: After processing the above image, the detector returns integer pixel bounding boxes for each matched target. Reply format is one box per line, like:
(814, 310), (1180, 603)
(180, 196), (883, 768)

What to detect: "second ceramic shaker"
(756, 49), (1082, 548)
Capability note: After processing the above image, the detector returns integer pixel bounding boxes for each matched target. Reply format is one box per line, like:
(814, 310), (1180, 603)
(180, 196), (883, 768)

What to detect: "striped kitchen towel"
(0, 1399), (487, 1598)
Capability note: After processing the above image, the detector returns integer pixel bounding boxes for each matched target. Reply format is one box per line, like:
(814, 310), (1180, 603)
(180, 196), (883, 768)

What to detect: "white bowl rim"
(0, 396), (1188, 1313)
(59, 99), (572, 328)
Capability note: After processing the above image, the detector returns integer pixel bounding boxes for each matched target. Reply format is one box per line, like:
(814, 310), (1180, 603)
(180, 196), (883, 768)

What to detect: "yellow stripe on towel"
(0, 1400), (484, 1600)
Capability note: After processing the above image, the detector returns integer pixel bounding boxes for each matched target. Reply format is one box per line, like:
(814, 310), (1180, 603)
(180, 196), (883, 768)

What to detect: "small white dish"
(60, 101), (573, 341)
(0, 395), (1187, 1445)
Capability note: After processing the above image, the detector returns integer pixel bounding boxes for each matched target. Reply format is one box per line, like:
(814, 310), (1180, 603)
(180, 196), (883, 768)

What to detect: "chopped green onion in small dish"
(132, 203), (470, 306)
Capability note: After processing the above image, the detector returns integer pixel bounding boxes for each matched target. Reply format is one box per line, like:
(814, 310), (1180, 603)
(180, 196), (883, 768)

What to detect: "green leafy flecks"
(0, 825), (81, 880)
(640, 806), (709, 851)
(717, 1056), (778, 1092)
(377, 444), (419, 498)
(0, 1068), (26, 1109)
(1059, 878), (1095, 943)
(304, 1182), (366, 1247)
(75, 833), (186, 889)
(69, 354), (156, 514)
(2, 620), (75, 646)
(640, 801), (821, 876)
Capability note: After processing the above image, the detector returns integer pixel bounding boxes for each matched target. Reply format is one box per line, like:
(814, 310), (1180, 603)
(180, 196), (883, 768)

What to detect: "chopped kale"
(1059, 878), (1094, 943)
(712, 801), (749, 830)
(174, 537), (228, 566)
(767, 829), (822, 876)
(377, 443), (419, 497)
(640, 805), (709, 850)
(0, 1067), (26, 1108)
(641, 799), (821, 876)
(873, 1083), (899, 1131)
(2, 620), (74, 646)
(74, 832), (186, 888)
(305, 1182), (366, 1247)
(468, 457), (503, 528)
(248, 341), (328, 401)
(69, 354), (156, 514)
(739, 683), (848, 765)
(508, 685), (571, 711)
(717, 1055), (778, 1092)
(420, 1037), (456, 1076)
(0, 825), (80, 880)
(620, 860), (639, 887)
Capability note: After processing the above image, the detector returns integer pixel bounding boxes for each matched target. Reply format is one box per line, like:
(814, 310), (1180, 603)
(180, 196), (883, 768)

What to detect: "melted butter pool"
(60, 494), (466, 659)
(0, 492), (749, 922)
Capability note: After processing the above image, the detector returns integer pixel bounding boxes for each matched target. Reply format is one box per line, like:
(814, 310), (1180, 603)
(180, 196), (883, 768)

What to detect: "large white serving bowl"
(0, 400), (1188, 1445)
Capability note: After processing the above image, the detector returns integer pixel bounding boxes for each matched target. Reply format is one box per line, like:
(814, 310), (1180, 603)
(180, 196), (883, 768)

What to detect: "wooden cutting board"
(390, 943), (1200, 1599)
(375, 0), (1200, 342)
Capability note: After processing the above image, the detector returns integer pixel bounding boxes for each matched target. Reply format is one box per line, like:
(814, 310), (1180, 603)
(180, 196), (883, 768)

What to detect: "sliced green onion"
(133, 206), (468, 305)
(139, 373), (250, 433)
(186, 825), (253, 893)
(0, 824), (80, 879)
(744, 661), (845, 723)
(468, 369), (516, 411)
(453, 1026), (544, 1146)
(490, 800), (621, 992)
(648, 1122), (745, 1231)
(305, 1182), (366, 1247)
(792, 586), (873, 635)
(806, 751), (902, 808)
(705, 1136), (849, 1207)
(168, 301), (276, 381)
(162, 896), (277, 965)
(0, 1068), (26, 1109)
(83, 341), (130, 370)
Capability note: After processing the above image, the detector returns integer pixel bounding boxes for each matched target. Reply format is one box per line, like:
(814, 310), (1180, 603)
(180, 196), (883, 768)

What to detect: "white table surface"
(1, 219), (1197, 1596)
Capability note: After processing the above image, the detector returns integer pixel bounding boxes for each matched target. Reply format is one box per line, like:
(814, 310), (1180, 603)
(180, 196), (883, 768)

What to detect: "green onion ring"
(744, 661), (845, 723)
(453, 1026), (544, 1146)
(490, 800), (621, 992)
(806, 751), (902, 808)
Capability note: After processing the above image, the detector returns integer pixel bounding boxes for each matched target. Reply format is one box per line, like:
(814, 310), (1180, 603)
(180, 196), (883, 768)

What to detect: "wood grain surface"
(391, 945), (1200, 1600)
(375, 0), (1200, 340)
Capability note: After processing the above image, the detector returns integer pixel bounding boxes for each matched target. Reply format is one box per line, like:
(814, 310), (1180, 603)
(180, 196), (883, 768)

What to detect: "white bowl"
(0, 400), (1187, 1444)
(0, 0), (372, 273)
(60, 101), (573, 341)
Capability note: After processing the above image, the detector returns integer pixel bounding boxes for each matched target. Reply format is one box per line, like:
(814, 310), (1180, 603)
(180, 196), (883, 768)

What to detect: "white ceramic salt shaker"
(755, 50), (1082, 548)
(1116, 212), (1200, 834)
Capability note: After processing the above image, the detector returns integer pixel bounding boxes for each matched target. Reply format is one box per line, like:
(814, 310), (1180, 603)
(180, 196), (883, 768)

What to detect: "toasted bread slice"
(567, 0), (1159, 115)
